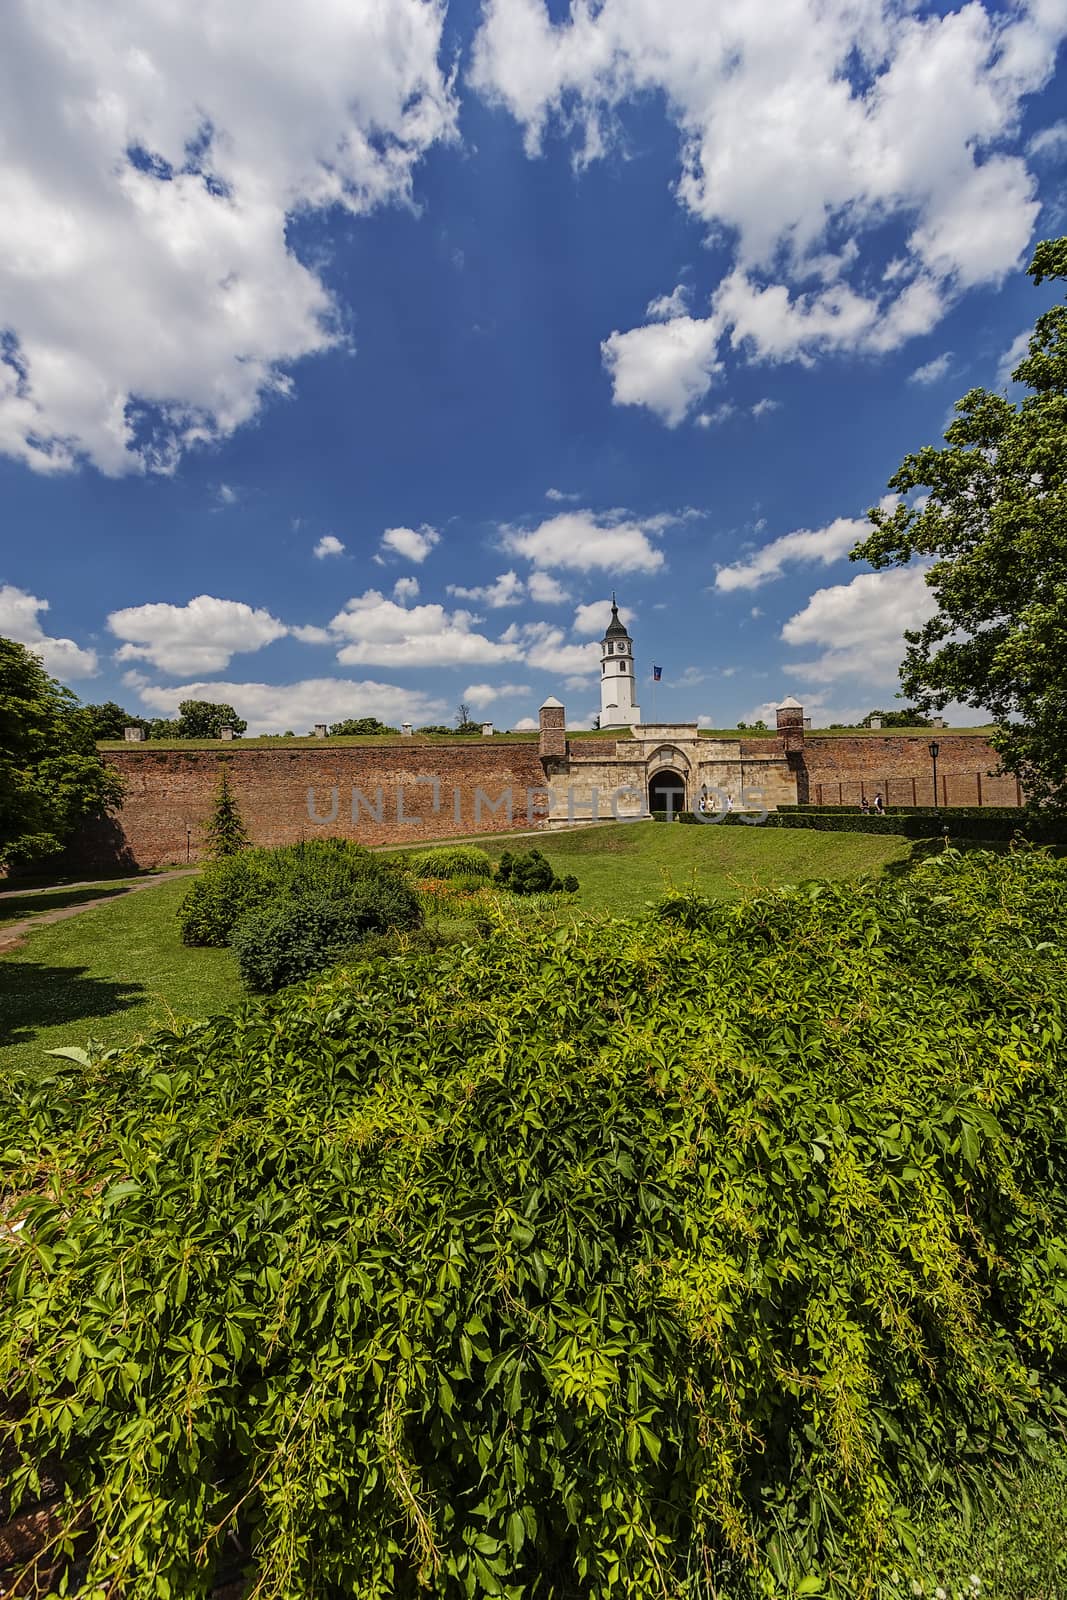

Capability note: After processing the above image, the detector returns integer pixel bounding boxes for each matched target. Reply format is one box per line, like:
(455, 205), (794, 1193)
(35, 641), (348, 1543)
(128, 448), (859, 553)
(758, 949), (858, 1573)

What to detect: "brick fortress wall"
(800, 734), (1020, 808)
(69, 743), (554, 871)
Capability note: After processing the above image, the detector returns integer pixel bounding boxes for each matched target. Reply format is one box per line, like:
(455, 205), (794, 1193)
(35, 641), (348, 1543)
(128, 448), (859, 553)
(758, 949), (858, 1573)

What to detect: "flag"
(652, 665), (662, 682)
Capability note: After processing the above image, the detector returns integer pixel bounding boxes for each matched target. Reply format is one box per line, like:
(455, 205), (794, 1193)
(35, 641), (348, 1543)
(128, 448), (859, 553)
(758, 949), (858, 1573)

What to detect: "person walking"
(873, 793), (884, 815)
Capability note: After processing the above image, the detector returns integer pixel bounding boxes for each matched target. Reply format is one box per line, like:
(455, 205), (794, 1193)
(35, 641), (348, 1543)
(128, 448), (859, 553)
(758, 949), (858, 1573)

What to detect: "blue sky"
(2, 0), (1065, 732)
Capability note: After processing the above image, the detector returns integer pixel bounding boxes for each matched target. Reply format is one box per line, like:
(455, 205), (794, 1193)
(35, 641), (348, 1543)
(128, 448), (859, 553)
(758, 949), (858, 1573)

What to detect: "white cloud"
(670, 666), (705, 688)
(513, 715), (538, 731)
(503, 509), (665, 573)
(379, 525), (441, 564)
(1, 1), (456, 476)
(715, 505), (895, 592)
(462, 680), (531, 707)
(527, 571), (570, 604)
(108, 594), (287, 674)
(216, 483), (239, 506)
(571, 598), (635, 636)
(602, 316), (722, 426)
(473, 0), (1064, 421)
(751, 398), (780, 418)
(0, 582), (98, 678)
(1029, 120), (1067, 158)
(447, 570), (525, 607)
(909, 352), (952, 385)
(996, 327), (1032, 387)
(326, 590), (520, 668)
(393, 575), (420, 602)
(135, 677), (447, 737)
(780, 565), (937, 684)
(646, 284), (690, 320)
(500, 620), (602, 677)
(695, 403), (736, 428)
(314, 534), (345, 559)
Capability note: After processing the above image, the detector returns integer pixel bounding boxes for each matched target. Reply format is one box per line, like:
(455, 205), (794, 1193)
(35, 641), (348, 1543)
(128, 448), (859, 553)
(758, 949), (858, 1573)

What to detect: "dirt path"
(0, 870), (199, 952)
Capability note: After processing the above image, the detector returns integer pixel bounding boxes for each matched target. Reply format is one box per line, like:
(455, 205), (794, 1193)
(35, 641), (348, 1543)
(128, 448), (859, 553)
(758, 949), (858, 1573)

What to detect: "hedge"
(766, 811), (1067, 842)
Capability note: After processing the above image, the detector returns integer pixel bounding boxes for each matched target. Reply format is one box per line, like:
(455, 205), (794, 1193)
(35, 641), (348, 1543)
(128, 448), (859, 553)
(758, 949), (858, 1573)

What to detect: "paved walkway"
(0, 870), (198, 951)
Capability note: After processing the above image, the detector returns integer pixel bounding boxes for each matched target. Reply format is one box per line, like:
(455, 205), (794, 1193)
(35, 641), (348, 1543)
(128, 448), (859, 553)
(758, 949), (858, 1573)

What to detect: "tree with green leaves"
(82, 701), (149, 740)
(202, 766), (250, 859)
(864, 708), (933, 729)
(454, 701), (481, 735)
(854, 236), (1067, 805)
(328, 717), (399, 736)
(0, 637), (125, 868)
(176, 700), (247, 739)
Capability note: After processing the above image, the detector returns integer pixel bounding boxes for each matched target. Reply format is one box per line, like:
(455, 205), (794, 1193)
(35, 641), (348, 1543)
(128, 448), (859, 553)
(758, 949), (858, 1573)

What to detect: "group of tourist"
(860, 794), (885, 815)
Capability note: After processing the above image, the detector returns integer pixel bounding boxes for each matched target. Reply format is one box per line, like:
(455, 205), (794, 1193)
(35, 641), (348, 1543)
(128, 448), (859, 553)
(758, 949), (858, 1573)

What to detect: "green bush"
(231, 878), (423, 992)
(409, 845), (494, 879)
(766, 810), (1066, 842)
(179, 838), (405, 947)
(495, 848), (577, 894)
(6, 849), (1067, 1596)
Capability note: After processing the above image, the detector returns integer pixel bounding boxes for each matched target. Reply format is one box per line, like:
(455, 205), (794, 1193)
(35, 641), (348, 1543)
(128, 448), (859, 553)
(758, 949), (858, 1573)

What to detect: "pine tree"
(204, 766), (250, 858)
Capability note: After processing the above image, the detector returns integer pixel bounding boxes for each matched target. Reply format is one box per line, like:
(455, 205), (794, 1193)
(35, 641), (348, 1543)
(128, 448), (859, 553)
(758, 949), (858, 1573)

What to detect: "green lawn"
(397, 819), (915, 918)
(0, 879), (144, 933)
(1, 824), (913, 1076)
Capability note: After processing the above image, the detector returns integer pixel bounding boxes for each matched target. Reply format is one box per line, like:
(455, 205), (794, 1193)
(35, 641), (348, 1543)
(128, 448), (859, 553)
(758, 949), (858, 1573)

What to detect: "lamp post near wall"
(929, 740), (941, 813)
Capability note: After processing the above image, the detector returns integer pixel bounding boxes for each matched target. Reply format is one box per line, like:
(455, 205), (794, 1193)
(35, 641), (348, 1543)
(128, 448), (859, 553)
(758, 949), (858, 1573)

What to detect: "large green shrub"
(4, 849), (1067, 1596)
(409, 845), (494, 879)
(231, 879), (423, 991)
(495, 848), (577, 894)
(178, 838), (414, 948)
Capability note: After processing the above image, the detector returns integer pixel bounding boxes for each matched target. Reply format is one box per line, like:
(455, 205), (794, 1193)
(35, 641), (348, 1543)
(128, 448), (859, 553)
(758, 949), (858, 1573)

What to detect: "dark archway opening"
(648, 769), (687, 819)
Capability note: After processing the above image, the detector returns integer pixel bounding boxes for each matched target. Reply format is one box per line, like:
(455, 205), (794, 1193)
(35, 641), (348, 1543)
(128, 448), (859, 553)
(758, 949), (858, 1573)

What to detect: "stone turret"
(776, 695), (805, 753)
(538, 696), (567, 760)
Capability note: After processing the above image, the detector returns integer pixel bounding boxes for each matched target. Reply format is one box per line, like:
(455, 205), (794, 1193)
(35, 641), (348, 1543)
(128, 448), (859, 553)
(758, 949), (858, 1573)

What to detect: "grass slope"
(1, 826), (910, 1075)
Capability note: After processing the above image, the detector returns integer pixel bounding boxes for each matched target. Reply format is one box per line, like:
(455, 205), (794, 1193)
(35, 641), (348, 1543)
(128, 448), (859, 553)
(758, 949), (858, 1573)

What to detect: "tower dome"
(599, 593), (642, 730)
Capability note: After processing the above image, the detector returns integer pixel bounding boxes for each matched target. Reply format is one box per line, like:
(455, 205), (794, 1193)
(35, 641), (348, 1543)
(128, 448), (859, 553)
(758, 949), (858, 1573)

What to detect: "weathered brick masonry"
(70, 743), (554, 871)
(801, 735), (1020, 808)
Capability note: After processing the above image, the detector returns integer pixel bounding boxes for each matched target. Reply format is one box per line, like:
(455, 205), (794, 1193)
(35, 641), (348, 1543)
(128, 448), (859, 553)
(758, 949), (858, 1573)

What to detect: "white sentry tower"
(599, 594), (642, 729)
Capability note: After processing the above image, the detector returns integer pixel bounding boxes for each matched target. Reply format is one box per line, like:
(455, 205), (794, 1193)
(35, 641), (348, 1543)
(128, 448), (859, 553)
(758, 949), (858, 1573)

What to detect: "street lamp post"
(929, 740), (940, 813)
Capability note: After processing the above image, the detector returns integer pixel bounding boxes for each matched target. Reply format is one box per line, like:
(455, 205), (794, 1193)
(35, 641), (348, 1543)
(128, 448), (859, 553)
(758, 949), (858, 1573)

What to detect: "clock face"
(617, 641), (627, 654)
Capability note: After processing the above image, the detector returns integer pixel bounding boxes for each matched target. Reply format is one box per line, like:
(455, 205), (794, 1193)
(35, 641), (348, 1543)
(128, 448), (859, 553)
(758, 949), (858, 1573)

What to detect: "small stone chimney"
(313, 723), (327, 738)
(401, 722), (413, 738)
(123, 726), (144, 742)
(481, 722), (494, 737)
(776, 696), (805, 754)
(538, 697), (567, 760)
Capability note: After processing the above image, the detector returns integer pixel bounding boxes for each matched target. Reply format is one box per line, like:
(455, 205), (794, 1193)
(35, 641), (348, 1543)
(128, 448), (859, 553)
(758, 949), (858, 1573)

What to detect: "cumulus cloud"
(500, 620), (602, 677)
(571, 598), (635, 636)
(715, 502), (895, 591)
(602, 316), (722, 426)
(1, 0), (456, 476)
(108, 594), (287, 674)
(545, 487), (580, 502)
(502, 509), (665, 573)
(135, 677), (447, 737)
(0, 582), (97, 678)
(695, 403), (736, 428)
(909, 352), (952, 385)
(325, 590), (520, 668)
(314, 534), (345, 559)
(378, 525), (441, 564)
(780, 565), (937, 684)
(1029, 119), (1067, 158)
(473, 0), (1063, 422)
(446, 571), (525, 607)
(751, 398), (780, 418)
(527, 571), (570, 604)
(393, 575), (420, 602)
(462, 681), (531, 707)
(512, 715), (539, 730)
(646, 284), (690, 320)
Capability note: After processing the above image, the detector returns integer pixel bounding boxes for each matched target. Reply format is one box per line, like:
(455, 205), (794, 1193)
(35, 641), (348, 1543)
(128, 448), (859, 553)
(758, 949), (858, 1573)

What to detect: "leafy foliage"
(853, 237), (1067, 805)
(231, 883), (423, 991)
(410, 845), (494, 880)
(3, 850), (1067, 1596)
(495, 849), (578, 895)
(329, 718), (400, 736)
(175, 699), (248, 739)
(178, 839), (422, 972)
(202, 766), (251, 859)
(82, 701), (149, 740)
(0, 636), (125, 868)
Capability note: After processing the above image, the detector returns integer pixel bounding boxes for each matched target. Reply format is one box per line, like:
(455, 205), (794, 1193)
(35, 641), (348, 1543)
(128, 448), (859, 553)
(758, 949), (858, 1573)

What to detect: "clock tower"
(599, 594), (642, 729)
